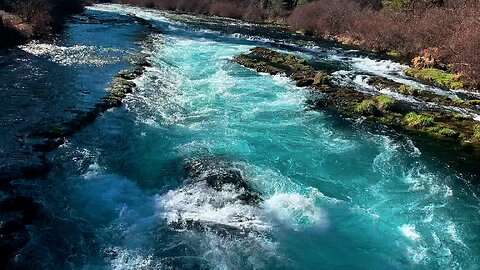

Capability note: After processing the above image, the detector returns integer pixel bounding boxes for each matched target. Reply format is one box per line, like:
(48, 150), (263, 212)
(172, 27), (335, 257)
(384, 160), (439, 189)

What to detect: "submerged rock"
(0, 195), (41, 269)
(185, 157), (262, 205)
(26, 58), (150, 153)
(157, 157), (264, 237)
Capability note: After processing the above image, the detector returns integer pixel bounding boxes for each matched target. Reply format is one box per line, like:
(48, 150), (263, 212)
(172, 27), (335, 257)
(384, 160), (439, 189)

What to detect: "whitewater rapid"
(6, 4), (479, 270)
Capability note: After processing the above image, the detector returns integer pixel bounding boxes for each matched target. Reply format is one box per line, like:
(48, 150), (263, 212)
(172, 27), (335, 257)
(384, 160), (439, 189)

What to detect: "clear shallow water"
(4, 4), (480, 270)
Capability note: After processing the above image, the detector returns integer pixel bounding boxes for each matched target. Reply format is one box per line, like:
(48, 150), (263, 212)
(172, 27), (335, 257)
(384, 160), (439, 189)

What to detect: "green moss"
(354, 99), (377, 115)
(474, 125), (480, 139)
(398, 85), (420, 96)
(427, 126), (457, 137)
(467, 100), (480, 106)
(452, 113), (469, 120)
(375, 94), (395, 110)
(386, 51), (400, 57)
(453, 99), (465, 105)
(405, 68), (463, 90)
(405, 112), (434, 128)
(439, 128), (458, 137)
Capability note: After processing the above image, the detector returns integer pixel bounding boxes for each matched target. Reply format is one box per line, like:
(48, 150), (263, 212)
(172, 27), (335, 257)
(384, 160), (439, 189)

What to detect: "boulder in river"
(185, 157), (262, 206)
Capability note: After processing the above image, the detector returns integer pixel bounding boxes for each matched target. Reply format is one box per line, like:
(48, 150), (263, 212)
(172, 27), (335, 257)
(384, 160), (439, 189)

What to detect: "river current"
(1, 4), (479, 270)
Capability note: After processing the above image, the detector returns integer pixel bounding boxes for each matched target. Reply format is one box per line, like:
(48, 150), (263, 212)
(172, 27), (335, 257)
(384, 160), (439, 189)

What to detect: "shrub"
(287, 0), (362, 37)
(405, 112), (435, 128)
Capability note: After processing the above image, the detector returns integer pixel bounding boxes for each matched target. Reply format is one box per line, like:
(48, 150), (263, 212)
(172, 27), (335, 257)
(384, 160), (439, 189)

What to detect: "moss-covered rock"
(375, 95), (395, 111)
(354, 99), (378, 116)
(405, 112), (434, 128)
(405, 67), (463, 90)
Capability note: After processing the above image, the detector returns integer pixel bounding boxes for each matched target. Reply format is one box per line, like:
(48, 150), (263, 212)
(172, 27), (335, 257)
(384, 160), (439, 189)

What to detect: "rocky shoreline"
(234, 47), (480, 157)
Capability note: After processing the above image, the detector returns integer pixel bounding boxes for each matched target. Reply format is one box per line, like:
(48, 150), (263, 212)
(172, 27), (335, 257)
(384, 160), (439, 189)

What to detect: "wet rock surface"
(185, 157), (262, 206)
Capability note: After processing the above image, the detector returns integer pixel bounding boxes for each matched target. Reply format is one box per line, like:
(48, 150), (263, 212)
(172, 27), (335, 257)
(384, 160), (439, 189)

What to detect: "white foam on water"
(155, 181), (269, 231)
(400, 224), (421, 241)
(403, 168), (453, 197)
(446, 223), (466, 247)
(107, 248), (158, 270)
(264, 193), (328, 231)
(74, 5), (479, 269)
(406, 246), (428, 264)
(20, 42), (122, 66)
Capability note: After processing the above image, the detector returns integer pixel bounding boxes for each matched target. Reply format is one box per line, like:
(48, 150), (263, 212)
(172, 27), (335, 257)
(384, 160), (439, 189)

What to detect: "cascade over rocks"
(233, 47), (480, 154)
(185, 157), (262, 205)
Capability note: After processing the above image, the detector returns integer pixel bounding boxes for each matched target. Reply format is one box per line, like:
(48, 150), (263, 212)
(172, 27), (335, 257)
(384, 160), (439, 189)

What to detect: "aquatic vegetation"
(375, 94), (395, 110)
(354, 99), (377, 115)
(452, 113), (469, 120)
(468, 100), (480, 106)
(405, 67), (463, 90)
(474, 125), (480, 139)
(427, 126), (459, 137)
(405, 112), (434, 128)
(386, 51), (400, 57)
(398, 84), (420, 96)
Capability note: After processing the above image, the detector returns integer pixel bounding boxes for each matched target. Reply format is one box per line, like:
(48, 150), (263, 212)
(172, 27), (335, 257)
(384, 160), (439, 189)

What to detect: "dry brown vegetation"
(288, 0), (480, 88)
(108, 0), (480, 88)
(0, 0), (86, 41)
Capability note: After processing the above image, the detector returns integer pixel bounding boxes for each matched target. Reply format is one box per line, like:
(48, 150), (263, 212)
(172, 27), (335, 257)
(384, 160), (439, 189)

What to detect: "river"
(0, 4), (479, 270)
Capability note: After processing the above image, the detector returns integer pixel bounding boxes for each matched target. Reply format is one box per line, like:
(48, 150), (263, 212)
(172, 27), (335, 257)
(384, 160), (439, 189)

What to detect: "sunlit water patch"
(19, 42), (123, 66)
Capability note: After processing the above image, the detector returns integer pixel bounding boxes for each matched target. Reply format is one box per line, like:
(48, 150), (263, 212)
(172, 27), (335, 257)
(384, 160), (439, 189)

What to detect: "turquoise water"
(7, 4), (480, 270)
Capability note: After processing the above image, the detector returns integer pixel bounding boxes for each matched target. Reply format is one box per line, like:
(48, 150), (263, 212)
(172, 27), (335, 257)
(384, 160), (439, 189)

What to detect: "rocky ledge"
(234, 47), (480, 154)
(28, 59), (150, 153)
(0, 56), (151, 268)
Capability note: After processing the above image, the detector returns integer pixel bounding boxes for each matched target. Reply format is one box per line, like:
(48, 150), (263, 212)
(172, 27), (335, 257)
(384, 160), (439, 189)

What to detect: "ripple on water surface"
(7, 4), (480, 270)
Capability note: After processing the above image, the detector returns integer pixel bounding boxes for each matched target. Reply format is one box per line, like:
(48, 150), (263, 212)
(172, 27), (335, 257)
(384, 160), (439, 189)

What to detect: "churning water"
(2, 4), (479, 270)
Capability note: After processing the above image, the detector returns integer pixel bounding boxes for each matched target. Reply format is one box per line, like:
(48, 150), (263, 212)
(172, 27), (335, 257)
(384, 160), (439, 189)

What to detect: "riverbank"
(0, 0), (88, 48)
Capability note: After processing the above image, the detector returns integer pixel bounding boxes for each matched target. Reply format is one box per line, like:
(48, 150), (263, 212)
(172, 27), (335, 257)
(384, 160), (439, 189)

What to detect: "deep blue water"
(1, 4), (479, 270)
